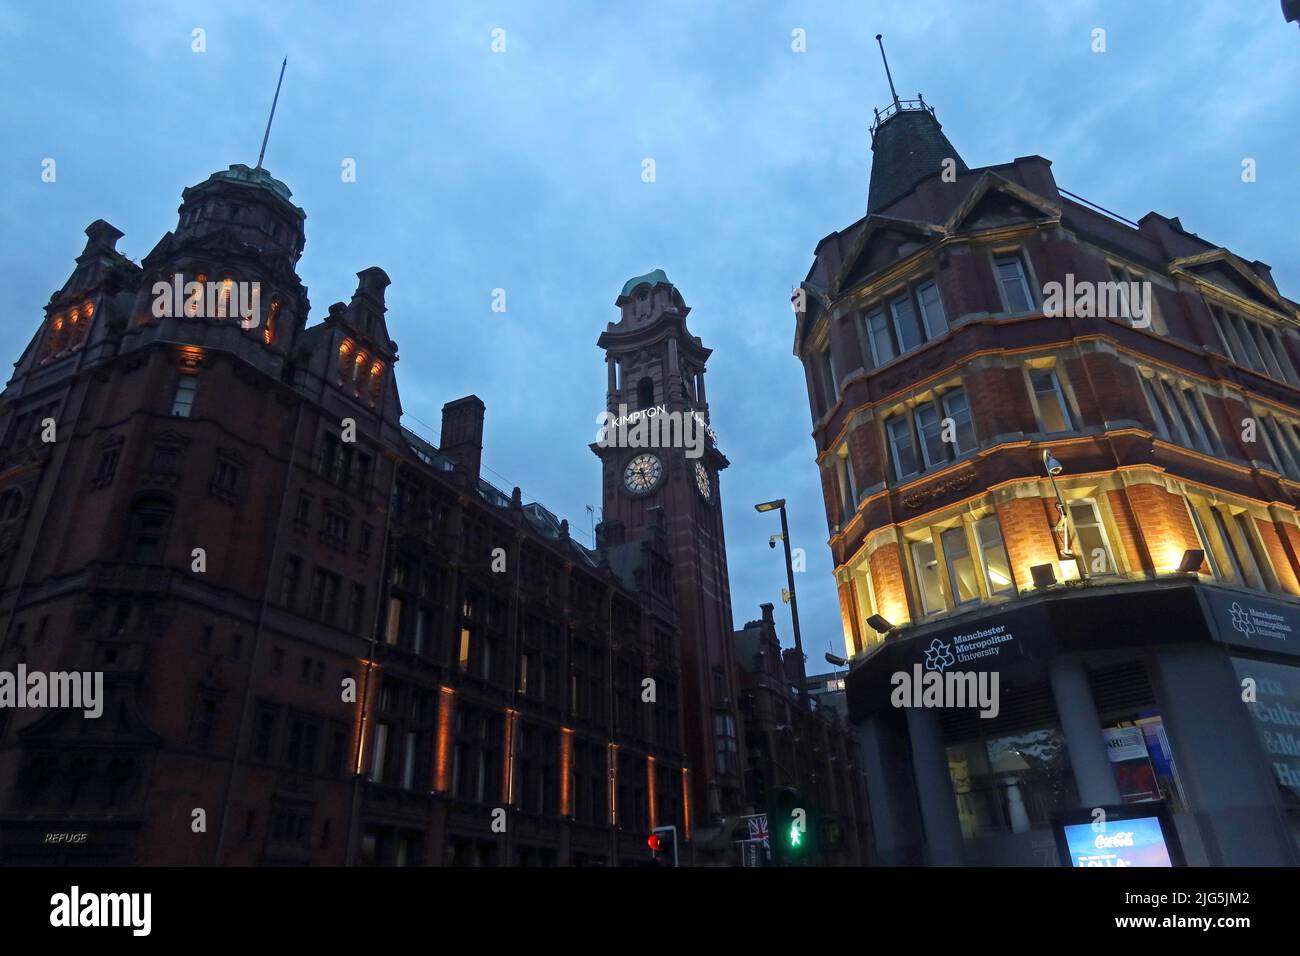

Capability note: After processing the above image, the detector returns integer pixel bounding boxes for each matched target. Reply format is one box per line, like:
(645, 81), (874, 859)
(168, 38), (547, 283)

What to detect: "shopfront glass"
(1229, 656), (1300, 854)
(947, 725), (1079, 839)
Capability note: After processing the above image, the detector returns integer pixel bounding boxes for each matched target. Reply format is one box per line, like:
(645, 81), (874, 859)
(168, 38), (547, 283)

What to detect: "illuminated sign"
(1054, 802), (1183, 867)
(1061, 816), (1173, 867)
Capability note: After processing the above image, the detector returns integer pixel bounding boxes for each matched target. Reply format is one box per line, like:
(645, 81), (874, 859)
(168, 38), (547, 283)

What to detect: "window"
(1028, 367), (1073, 433)
(975, 516), (1014, 594)
(92, 448), (120, 489)
(911, 538), (945, 615)
(126, 495), (174, 563)
(834, 449), (857, 521)
(1233, 511), (1272, 591)
(941, 526), (980, 605)
(886, 415), (919, 480)
(458, 627), (471, 671)
(210, 458), (240, 500)
(386, 597), (403, 646)
(370, 722), (390, 783)
(1068, 500), (1116, 576)
(887, 387), (975, 480)
(636, 378), (654, 409)
(865, 309), (895, 366)
(713, 712), (738, 775)
(917, 280), (947, 339)
(818, 348), (837, 410)
(862, 278), (947, 367)
(1141, 373), (1219, 455)
(889, 293), (924, 353)
(171, 375), (198, 417)
(1210, 304), (1297, 381)
(308, 568), (341, 624)
(1185, 499), (1221, 580)
(995, 254), (1034, 314)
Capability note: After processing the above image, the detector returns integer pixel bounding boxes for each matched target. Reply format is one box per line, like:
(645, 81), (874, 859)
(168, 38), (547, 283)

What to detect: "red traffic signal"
(647, 834), (664, 852)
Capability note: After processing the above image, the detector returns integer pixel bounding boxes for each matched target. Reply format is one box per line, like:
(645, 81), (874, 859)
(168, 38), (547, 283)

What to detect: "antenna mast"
(256, 57), (288, 171)
(874, 34), (901, 108)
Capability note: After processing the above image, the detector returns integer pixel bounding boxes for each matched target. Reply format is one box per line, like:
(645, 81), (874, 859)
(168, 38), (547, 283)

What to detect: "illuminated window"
(975, 515), (1014, 593)
(941, 526), (981, 605)
(911, 537), (945, 615)
(263, 300), (280, 345)
(171, 375), (198, 417)
(1068, 500), (1117, 576)
(386, 597), (404, 646)
(458, 627), (471, 670)
(1028, 367), (1073, 433)
(218, 277), (234, 318)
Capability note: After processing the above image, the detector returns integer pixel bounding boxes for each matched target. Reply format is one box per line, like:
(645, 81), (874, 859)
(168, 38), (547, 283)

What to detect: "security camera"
(768, 533), (784, 549)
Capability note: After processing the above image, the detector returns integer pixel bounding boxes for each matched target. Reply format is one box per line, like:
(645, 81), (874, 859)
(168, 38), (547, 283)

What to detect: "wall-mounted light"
(866, 614), (894, 634)
(1030, 563), (1058, 588)
(1176, 549), (1206, 575)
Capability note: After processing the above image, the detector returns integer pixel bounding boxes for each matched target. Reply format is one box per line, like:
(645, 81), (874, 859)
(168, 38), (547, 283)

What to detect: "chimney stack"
(441, 395), (485, 484)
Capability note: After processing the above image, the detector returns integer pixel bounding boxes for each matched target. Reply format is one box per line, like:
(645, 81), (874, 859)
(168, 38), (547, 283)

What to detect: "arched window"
(186, 273), (209, 317)
(352, 350), (370, 395)
(263, 299), (280, 345)
(337, 339), (354, 384)
(368, 360), (385, 405)
(637, 378), (655, 409)
(125, 494), (175, 564)
(218, 276), (235, 318)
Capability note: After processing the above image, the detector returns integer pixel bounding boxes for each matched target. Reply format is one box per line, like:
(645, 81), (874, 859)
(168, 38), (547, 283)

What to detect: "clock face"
(623, 453), (663, 494)
(694, 462), (712, 502)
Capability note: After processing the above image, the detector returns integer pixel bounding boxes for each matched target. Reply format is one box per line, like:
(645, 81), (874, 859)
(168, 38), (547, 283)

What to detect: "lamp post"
(755, 499), (808, 709)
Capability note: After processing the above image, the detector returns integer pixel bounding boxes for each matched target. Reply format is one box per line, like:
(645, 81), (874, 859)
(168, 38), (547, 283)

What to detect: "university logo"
(923, 638), (955, 673)
(1229, 601), (1256, 637)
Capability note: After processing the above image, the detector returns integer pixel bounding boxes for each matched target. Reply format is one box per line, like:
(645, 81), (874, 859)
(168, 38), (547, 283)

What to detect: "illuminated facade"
(0, 164), (688, 866)
(795, 97), (1300, 865)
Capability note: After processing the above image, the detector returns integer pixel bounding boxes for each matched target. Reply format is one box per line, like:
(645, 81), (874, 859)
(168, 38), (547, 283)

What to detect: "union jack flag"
(748, 814), (769, 846)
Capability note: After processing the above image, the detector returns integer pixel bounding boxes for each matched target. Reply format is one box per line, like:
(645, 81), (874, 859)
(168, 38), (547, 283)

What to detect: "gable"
(953, 189), (1052, 233)
(1193, 263), (1278, 311)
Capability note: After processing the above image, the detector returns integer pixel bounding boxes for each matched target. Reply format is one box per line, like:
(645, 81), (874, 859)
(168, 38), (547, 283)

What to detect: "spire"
(866, 36), (967, 214)
(255, 57), (288, 172)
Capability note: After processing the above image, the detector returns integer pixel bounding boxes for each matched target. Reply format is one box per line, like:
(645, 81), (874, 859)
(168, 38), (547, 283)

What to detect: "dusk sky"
(2, 1), (1296, 663)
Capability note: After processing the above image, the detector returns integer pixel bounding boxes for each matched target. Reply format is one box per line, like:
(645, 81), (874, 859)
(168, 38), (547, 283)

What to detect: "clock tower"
(593, 269), (746, 821)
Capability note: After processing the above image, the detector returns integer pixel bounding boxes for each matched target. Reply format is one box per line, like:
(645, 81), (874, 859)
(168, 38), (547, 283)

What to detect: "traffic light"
(770, 787), (812, 865)
(648, 825), (679, 866)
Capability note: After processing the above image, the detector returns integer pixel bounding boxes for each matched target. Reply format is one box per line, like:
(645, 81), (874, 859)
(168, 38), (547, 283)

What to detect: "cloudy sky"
(2, 1), (1296, 664)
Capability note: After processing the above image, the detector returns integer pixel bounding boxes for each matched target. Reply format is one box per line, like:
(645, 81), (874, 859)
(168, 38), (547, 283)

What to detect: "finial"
(255, 57), (288, 171)
(874, 33), (901, 108)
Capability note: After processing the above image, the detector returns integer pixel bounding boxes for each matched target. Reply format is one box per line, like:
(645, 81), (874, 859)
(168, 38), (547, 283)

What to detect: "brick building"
(0, 163), (723, 865)
(733, 603), (870, 864)
(795, 93), (1300, 865)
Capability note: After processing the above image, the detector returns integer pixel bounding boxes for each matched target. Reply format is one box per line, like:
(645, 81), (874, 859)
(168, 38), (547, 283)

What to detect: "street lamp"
(1042, 448), (1079, 575)
(755, 498), (808, 709)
